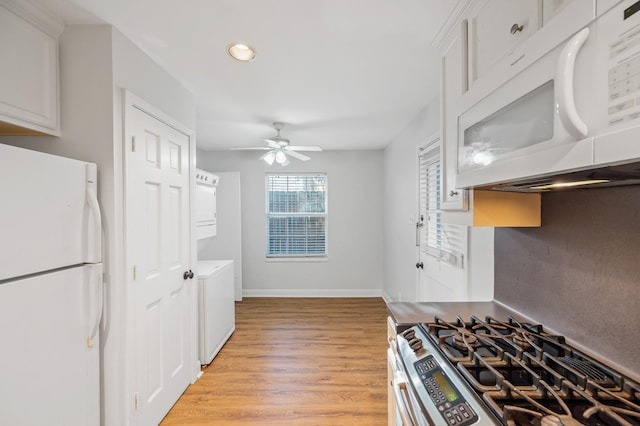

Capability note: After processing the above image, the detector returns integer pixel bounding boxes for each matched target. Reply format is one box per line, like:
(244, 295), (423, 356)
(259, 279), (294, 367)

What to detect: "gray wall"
(495, 185), (640, 379)
(196, 149), (384, 296)
(382, 98), (440, 302)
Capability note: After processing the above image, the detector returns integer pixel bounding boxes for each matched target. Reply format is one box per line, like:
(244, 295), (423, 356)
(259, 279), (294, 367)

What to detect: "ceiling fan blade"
(229, 147), (271, 151)
(285, 150), (311, 161)
(264, 139), (280, 148)
(287, 146), (323, 152)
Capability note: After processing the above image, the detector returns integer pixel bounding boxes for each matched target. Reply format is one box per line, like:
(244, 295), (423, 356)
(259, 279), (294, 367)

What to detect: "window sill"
(265, 256), (328, 263)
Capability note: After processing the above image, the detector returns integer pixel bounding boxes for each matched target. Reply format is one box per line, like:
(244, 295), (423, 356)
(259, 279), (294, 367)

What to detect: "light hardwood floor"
(161, 297), (388, 425)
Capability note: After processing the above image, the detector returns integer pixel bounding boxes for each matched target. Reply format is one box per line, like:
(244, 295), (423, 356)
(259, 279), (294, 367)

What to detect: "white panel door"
(126, 106), (191, 426)
(417, 143), (469, 302)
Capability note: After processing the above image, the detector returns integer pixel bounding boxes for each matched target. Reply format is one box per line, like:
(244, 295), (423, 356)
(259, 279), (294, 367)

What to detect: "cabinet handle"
(510, 23), (523, 35)
(449, 190), (459, 197)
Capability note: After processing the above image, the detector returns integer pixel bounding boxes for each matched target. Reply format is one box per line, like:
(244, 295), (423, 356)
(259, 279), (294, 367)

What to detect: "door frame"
(415, 133), (441, 302)
(122, 90), (199, 424)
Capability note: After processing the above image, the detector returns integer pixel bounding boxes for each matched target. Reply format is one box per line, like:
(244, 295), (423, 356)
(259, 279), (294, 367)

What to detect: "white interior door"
(417, 139), (468, 302)
(126, 105), (191, 426)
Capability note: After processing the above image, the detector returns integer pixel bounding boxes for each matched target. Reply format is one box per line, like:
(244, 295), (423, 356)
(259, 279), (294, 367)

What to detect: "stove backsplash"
(494, 185), (640, 380)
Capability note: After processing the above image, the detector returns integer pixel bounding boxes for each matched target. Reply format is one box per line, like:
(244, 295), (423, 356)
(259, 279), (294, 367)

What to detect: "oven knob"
(409, 338), (423, 353)
(402, 329), (416, 340)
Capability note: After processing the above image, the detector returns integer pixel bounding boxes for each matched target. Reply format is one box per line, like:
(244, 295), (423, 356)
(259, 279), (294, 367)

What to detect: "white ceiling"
(35, 0), (455, 151)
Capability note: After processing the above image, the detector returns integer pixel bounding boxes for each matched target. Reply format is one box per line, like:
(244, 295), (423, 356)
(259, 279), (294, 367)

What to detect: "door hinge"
(134, 392), (139, 410)
(131, 136), (137, 152)
(133, 265), (137, 281)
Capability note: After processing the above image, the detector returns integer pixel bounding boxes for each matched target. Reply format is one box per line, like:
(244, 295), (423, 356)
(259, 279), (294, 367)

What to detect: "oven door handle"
(393, 370), (417, 426)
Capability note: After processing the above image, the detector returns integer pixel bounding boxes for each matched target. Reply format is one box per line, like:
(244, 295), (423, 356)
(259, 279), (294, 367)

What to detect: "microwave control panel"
(608, 0), (640, 126)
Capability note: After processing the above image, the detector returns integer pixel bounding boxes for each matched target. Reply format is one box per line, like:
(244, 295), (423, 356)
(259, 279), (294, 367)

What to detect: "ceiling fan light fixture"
(275, 150), (287, 164)
(231, 122), (320, 166)
(263, 150), (276, 165)
(227, 42), (256, 62)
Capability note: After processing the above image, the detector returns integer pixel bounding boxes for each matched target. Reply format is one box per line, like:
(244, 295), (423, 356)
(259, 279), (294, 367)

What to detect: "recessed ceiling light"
(227, 43), (256, 62)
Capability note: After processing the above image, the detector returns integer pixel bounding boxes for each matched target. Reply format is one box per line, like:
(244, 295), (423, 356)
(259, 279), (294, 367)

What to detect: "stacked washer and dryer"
(195, 169), (236, 365)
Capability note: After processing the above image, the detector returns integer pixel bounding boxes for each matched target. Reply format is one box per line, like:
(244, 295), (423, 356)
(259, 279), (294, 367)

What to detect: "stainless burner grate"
(558, 357), (613, 385)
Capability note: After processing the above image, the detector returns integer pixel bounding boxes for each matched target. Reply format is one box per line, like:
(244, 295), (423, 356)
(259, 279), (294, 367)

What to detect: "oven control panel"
(414, 356), (479, 426)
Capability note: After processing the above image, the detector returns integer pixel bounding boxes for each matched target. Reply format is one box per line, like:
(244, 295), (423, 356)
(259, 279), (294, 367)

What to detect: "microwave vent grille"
(480, 162), (640, 192)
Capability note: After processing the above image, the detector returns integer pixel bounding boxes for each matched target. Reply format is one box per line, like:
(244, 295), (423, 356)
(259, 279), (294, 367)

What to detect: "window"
(265, 173), (327, 257)
(418, 141), (465, 268)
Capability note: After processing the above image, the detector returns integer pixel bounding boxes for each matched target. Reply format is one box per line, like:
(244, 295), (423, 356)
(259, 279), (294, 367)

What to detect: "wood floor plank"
(160, 297), (388, 425)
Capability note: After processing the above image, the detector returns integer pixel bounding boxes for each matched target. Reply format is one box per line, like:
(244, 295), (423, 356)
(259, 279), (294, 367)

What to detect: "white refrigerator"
(0, 143), (102, 426)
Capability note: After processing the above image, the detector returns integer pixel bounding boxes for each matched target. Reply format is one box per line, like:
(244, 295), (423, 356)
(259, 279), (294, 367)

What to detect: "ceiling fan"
(231, 122), (322, 166)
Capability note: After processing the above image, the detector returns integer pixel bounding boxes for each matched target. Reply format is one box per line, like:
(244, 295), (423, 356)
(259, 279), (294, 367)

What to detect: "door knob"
(183, 270), (194, 280)
(415, 262), (424, 269)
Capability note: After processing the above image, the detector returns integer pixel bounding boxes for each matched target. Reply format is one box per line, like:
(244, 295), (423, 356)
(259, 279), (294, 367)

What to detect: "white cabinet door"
(440, 34), (468, 211)
(542, 0), (576, 25)
(0, 3), (60, 135)
(387, 347), (400, 426)
(468, 0), (541, 84)
(126, 105), (191, 426)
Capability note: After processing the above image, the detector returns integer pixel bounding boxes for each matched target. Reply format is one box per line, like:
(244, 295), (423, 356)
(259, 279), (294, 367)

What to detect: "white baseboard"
(242, 288), (383, 298)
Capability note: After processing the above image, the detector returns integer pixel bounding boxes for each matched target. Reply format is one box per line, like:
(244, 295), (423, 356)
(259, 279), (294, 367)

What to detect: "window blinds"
(265, 174), (327, 257)
(418, 145), (465, 268)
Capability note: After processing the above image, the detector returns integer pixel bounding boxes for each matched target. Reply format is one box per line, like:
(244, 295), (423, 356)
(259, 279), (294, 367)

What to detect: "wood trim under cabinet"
(473, 190), (541, 227)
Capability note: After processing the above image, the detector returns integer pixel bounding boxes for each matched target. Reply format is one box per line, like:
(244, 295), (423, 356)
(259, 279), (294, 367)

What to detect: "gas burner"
(453, 330), (478, 350)
(512, 333), (532, 350)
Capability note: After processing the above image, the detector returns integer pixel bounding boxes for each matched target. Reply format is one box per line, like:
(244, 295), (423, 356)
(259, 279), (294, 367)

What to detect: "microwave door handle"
(556, 27), (589, 139)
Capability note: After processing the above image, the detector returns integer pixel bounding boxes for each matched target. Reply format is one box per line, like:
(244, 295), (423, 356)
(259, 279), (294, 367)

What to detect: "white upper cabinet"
(0, 1), (62, 136)
(434, 1), (542, 226)
(440, 26), (469, 211)
(542, 0), (578, 26)
(467, 0), (541, 86)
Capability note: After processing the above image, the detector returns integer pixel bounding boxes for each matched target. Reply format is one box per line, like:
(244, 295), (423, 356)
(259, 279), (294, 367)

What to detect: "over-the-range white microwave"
(457, 0), (640, 190)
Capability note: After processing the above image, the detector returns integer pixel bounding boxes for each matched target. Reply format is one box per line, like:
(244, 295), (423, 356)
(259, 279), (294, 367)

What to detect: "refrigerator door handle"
(87, 264), (103, 348)
(85, 164), (102, 264)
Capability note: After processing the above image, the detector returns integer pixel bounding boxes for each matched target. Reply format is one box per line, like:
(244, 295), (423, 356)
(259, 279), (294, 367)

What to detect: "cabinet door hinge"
(133, 265), (137, 281)
(134, 392), (139, 410)
(131, 136), (137, 152)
